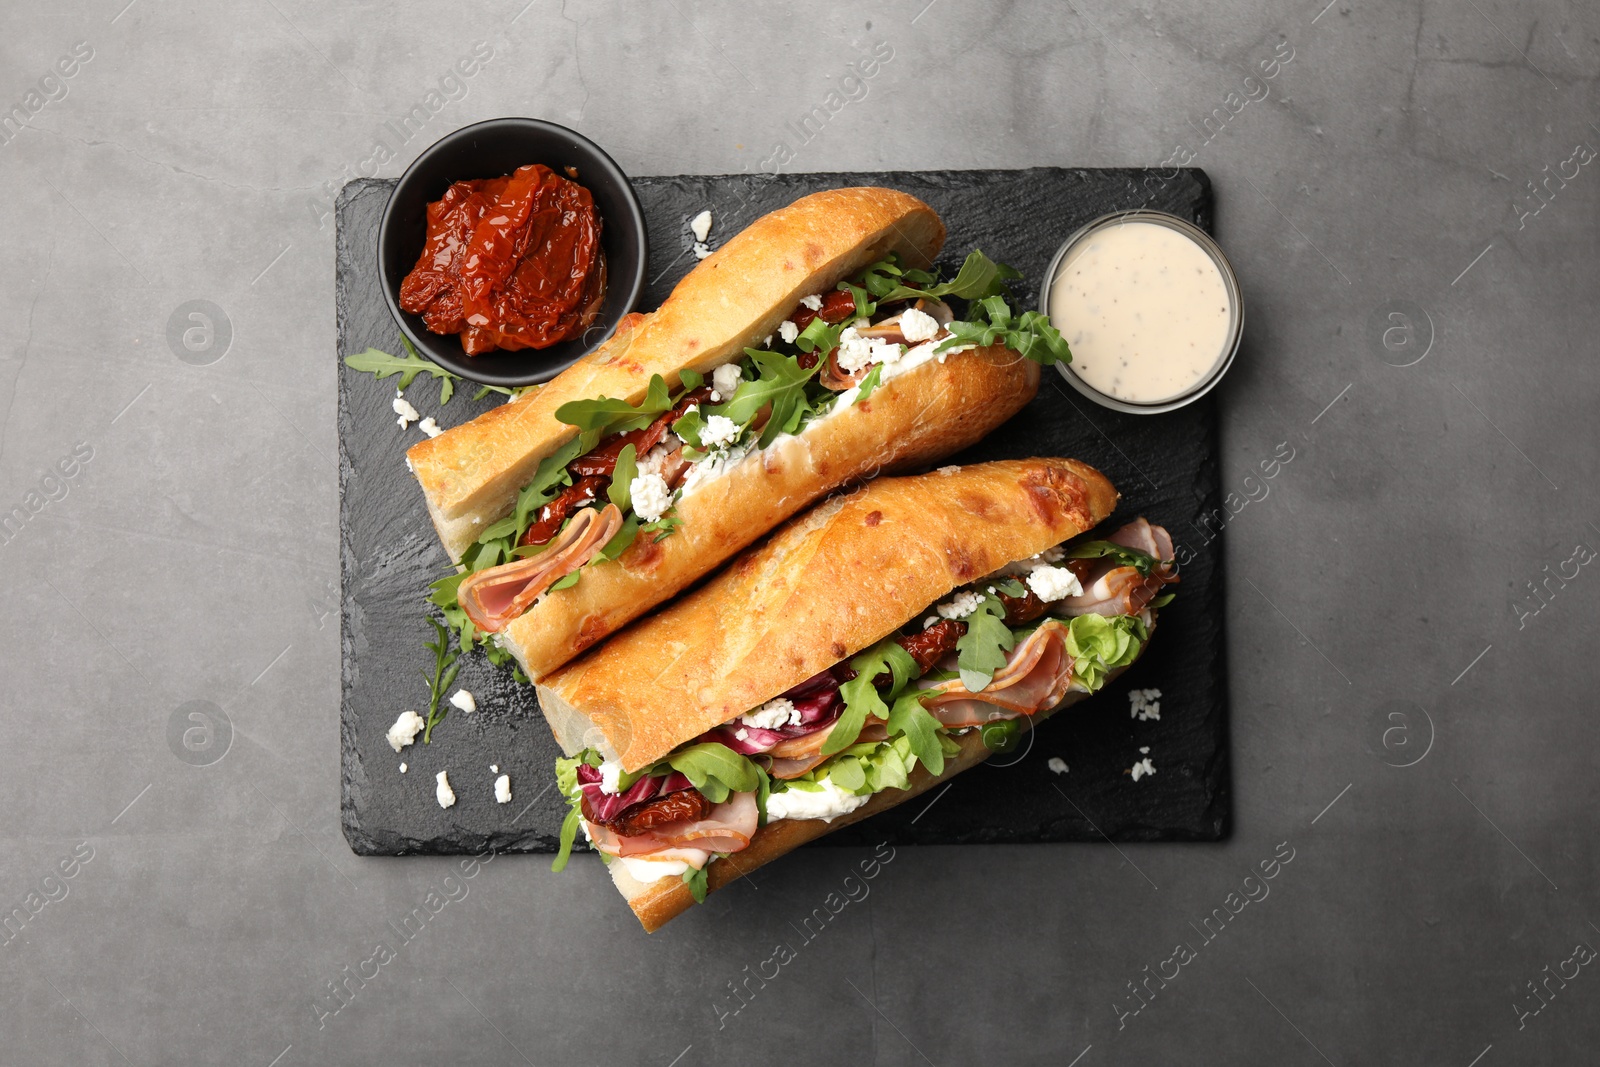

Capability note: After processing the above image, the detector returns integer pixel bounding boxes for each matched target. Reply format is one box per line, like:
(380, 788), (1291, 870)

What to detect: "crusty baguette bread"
(407, 187), (946, 561)
(537, 458), (1119, 769)
(605, 668), (1137, 932)
(503, 345), (1041, 680)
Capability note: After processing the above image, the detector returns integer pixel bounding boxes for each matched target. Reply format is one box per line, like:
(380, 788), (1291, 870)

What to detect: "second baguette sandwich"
(538, 458), (1179, 931)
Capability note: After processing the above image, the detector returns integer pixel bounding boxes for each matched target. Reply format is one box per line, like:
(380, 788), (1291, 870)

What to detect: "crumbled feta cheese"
(766, 778), (870, 823)
(740, 697), (800, 729)
(386, 710), (426, 753)
(629, 471), (672, 523)
(899, 306), (940, 342)
(1047, 757), (1069, 775)
(923, 616), (939, 630)
(638, 441), (677, 479)
(763, 334), (773, 347)
(778, 320), (800, 344)
(399, 762), (407, 773)
(1129, 757), (1156, 782)
(435, 770), (456, 808)
(448, 689), (476, 714)
(494, 774), (512, 804)
(937, 465), (960, 474)
(1027, 565), (1084, 602)
(689, 209), (713, 242)
(692, 241), (711, 260)
(799, 294), (823, 311)
(1037, 545), (1065, 564)
(405, 455), (414, 472)
(1129, 688), (1162, 722)
(711, 363), (743, 399)
(490, 764), (499, 773)
(835, 327), (904, 375)
(936, 590), (984, 620)
(700, 414), (741, 449)
(734, 727), (749, 741)
(418, 416), (442, 438)
(598, 759), (623, 795)
(392, 396), (420, 429)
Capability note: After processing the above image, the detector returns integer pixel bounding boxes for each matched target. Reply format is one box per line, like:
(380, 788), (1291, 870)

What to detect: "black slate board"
(338, 168), (1229, 856)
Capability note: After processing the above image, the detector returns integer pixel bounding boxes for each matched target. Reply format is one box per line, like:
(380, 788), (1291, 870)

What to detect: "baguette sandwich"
(410, 188), (1074, 680)
(538, 458), (1178, 932)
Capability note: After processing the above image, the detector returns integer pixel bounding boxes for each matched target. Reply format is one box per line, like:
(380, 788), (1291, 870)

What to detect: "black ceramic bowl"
(378, 117), (647, 387)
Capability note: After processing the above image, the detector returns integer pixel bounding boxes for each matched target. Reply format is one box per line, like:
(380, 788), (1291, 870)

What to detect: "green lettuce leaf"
(1065, 613), (1149, 692)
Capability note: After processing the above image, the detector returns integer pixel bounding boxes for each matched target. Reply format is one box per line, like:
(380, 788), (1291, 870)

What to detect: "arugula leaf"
(939, 294), (1073, 367)
(547, 569), (582, 592)
(343, 346), (453, 392)
(824, 639), (920, 755)
(682, 864), (710, 903)
(886, 691), (945, 777)
(419, 617), (462, 743)
(554, 373), (672, 433)
(665, 743), (764, 804)
(607, 444), (638, 512)
(955, 594), (1016, 692)
(717, 349), (820, 448)
(678, 368), (704, 391)
(854, 364), (883, 405)
(671, 406), (707, 450)
(881, 250), (1021, 303)
(640, 513), (682, 542)
(597, 513), (641, 561)
(794, 315), (844, 356)
(344, 343), (521, 405)
(1064, 539), (1162, 576)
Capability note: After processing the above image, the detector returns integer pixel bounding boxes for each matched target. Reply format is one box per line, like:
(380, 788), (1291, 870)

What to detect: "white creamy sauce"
(619, 850), (709, 883)
(1049, 221), (1232, 404)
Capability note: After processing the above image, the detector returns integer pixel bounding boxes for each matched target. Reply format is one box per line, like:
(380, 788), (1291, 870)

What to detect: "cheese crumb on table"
(1047, 757), (1069, 775)
(392, 396), (420, 429)
(448, 689), (476, 714)
(1130, 757), (1156, 782)
(689, 209), (713, 242)
(386, 710), (425, 753)
(1129, 688), (1162, 721)
(436, 771), (456, 808)
(692, 241), (711, 260)
(494, 774), (512, 804)
(399, 762), (407, 773)
(418, 416), (442, 438)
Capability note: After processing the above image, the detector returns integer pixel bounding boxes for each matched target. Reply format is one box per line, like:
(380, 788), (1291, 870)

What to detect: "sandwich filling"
(431, 250), (1075, 671)
(551, 518), (1177, 901)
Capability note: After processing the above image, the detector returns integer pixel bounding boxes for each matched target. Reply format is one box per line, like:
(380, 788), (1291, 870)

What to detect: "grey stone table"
(2, 2), (1594, 1064)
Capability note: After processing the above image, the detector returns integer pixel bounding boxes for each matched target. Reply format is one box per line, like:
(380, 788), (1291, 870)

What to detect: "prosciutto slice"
(919, 620), (1076, 728)
(458, 503), (623, 632)
(586, 790), (759, 858)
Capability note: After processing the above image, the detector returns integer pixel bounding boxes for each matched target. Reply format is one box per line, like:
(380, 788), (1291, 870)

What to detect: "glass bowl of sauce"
(1041, 210), (1242, 414)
